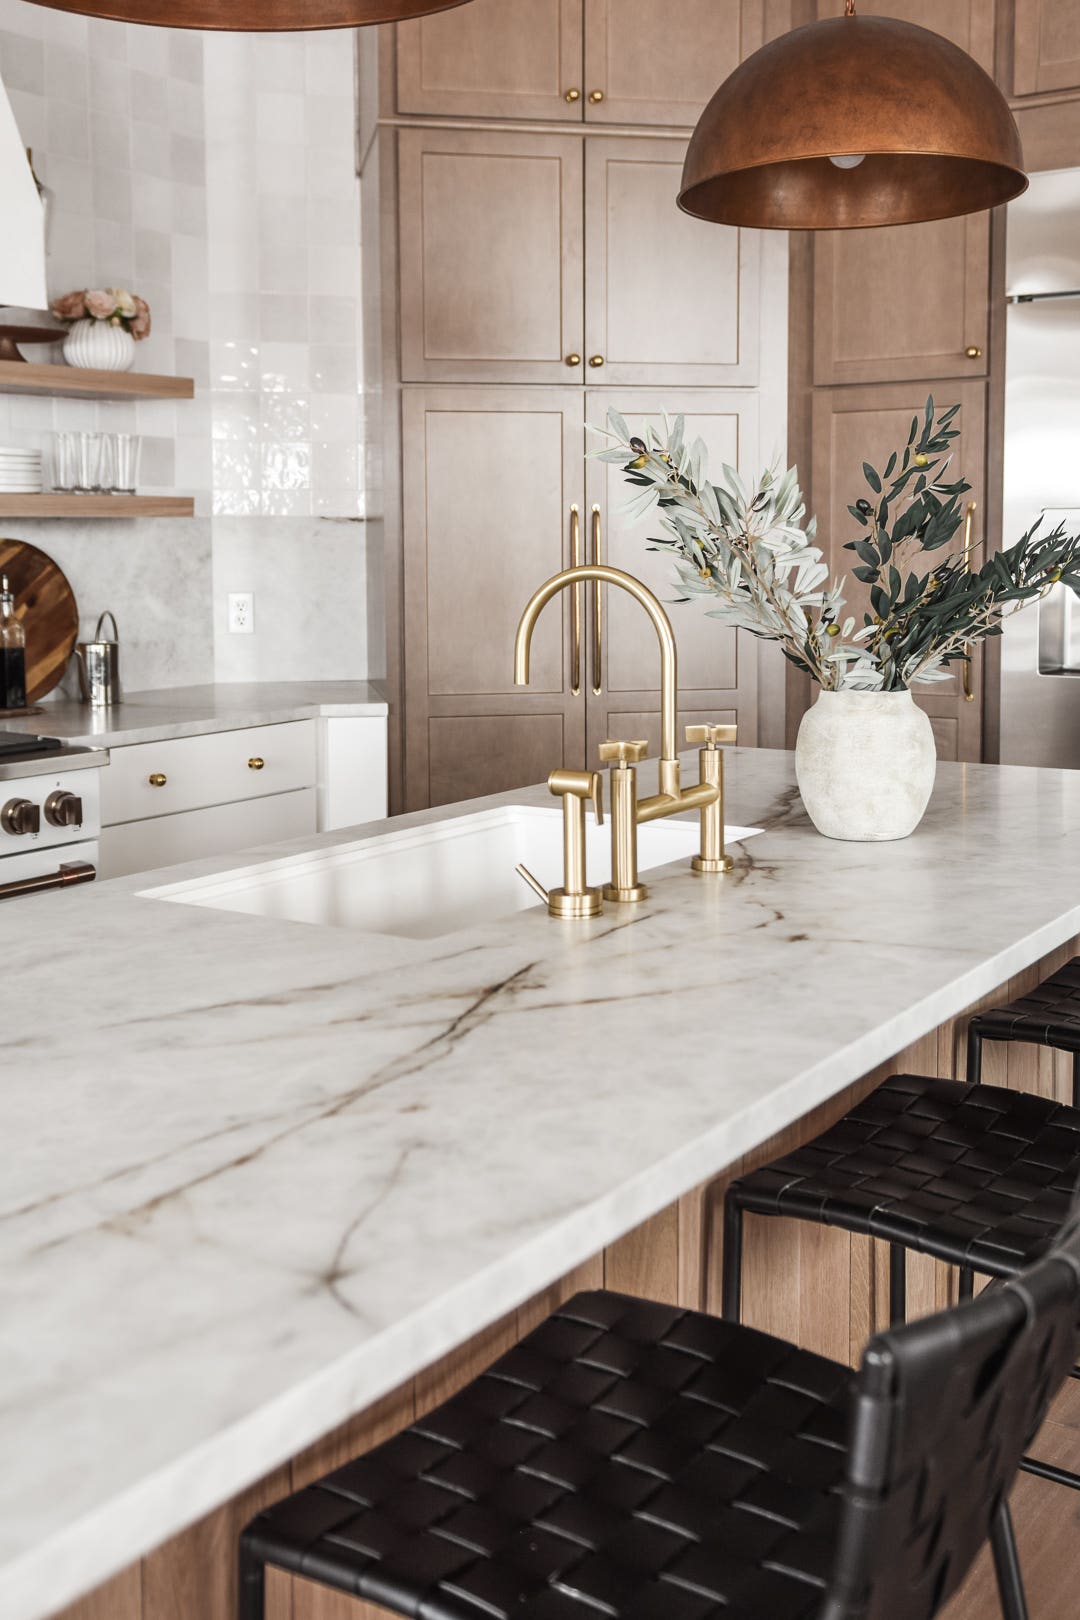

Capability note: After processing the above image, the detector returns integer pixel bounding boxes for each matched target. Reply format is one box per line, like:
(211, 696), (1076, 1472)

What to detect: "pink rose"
(131, 296), (151, 341)
(85, 289), (117, 321)
(50, 289), (87, 320)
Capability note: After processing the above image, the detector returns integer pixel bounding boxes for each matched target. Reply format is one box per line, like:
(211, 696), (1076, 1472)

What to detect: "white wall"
(0, 2), (370, 693)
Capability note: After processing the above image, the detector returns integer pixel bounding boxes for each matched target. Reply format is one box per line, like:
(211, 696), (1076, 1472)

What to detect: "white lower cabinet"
(101, 790), (317, 880)
(99, 715), (388, 880)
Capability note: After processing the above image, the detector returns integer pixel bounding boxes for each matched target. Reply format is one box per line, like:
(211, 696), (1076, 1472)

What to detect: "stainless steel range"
(0, 730), (105, 901)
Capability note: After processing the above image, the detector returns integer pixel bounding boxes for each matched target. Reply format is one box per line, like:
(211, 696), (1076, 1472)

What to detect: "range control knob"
(44, 790), (83, 829)
(1, 798), (41, 837)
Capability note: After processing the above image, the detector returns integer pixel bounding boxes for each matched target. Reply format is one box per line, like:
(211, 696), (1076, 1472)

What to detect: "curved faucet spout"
(514, 564), (679, 787)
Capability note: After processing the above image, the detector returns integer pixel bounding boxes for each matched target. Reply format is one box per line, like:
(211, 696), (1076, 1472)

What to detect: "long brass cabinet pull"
(591, 504), (603, 695)
(962, 500), (977, 703)
(569, 504), (582, 696)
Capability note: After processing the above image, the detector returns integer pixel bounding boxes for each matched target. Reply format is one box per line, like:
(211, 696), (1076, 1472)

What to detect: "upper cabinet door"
(585, 137), (760, 387)
(583, 0), (763, 127)
(397, 0), (585, 121)
(815, 0), (994, 69)
(398, 128), (585, 384)
(1014, 0), (1080, 95)
(813, 215), (990, 386)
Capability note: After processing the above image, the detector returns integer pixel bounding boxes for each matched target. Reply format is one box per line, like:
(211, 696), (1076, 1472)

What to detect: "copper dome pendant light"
(21, 0), (471, 32)
(679, 0), (1027, 231)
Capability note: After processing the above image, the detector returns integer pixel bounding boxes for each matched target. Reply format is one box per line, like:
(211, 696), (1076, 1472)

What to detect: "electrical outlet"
(228, 592), (255, 634)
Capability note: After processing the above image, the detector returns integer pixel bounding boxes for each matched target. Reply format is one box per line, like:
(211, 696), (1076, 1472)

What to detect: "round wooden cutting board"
(0, 538), (79, 703)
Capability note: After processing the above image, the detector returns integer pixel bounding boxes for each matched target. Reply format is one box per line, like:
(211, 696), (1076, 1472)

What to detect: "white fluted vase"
(795, 688), (937, 841)
(62, 318), (135, 372)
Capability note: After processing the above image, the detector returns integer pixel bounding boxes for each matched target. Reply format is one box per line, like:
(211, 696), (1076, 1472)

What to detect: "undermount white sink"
(141, 804), (763, 941)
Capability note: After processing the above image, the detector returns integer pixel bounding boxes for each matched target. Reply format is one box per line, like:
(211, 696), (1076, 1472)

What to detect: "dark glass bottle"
(0, 574), (27, 711)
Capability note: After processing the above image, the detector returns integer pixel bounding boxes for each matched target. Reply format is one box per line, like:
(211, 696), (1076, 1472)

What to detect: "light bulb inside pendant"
(829, 153), (866, 169)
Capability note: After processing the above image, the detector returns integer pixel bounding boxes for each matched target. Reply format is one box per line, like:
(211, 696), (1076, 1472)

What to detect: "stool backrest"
(822, 1206), (1080, 1620)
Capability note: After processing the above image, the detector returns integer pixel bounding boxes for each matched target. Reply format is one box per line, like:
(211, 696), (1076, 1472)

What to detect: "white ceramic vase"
(795, 688), (937, 841)
(62, 318), (135, 372)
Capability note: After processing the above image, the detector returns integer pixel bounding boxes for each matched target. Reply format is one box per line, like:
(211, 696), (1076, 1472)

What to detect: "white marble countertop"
(6, 748), (1080, 1620)
(3, 680), (388, 747)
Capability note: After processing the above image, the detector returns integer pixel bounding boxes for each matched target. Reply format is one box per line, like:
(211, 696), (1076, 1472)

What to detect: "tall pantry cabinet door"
(813, 215), (990, 386)
(585, 138), (759, 388)
(1014, 0), (1080, 94)
(810, 381), (987, 763)
(398, 128), (585, 385)
(582, 0), (764, 127)
(402, 389), (587, 810)
(584, 390), (761, 764)
(397, 0), (585, 121)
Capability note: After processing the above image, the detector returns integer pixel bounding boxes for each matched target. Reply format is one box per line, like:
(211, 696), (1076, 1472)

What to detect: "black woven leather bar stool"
(240, 1218), (1080, 1620)
(721, 1073), (1080, 1495)
(968, 958), (1080, 1106)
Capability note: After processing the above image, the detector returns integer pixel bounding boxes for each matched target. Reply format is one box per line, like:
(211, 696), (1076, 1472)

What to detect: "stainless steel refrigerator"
(1001, 165), (1080, 766)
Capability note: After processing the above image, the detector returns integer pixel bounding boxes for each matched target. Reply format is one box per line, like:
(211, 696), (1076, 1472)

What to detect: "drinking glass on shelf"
(51, 430), (75, 492)
(109, 433), (142, 495)
(73, 431), (104, 494)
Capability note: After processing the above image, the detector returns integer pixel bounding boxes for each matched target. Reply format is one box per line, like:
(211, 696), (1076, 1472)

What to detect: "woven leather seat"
(969, 958), (1080, 1106)
(241, 1239), (1080, 1620)
(725, 1073), (1080, 1287)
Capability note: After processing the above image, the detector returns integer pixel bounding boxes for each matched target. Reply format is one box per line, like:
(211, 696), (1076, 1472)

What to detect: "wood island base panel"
(49, 935), (1080, 1620)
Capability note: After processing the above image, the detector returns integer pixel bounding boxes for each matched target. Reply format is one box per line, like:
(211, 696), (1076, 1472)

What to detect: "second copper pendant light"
(680, 0), (1027, 231)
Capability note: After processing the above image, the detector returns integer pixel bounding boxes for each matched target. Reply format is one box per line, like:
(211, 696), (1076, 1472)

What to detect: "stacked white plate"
(0, 447), (43, 494)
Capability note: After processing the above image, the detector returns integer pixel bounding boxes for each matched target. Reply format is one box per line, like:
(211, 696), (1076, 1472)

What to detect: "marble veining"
(5, 748), (1080, 1620)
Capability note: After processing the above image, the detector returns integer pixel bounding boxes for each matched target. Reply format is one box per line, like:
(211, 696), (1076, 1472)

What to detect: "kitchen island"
(6, 748), (1080, 1620)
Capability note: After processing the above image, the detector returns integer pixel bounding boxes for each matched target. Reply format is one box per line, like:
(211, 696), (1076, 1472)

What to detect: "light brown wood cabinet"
(813, 214), (990, 386)
(397, 0), (761, 128)
(398, 128), (585, 385)
(402, 387), (762, 805)
(810, 380), (987, 762)
(585, 389), (761, 755)
(1014, 0), (1080, 95)
(814, 0), (995, 69)
(398, 127), (754, 389)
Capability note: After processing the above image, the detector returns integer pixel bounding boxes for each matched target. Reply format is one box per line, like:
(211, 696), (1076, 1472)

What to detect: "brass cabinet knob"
(588, 89), (604, 103)
(686, 722), (738, 748)
(598, 738), (649, 765)
(564, 87), (581, 102)
(248, 757), (265, 771)
(588, 355), (605, 368)
(148, 772), (167, 787)
(964, 345), (983, 358)
(565, 353), (582, 367)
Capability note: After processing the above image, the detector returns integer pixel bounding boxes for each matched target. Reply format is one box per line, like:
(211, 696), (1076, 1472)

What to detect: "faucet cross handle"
(686, 723), (737, 749)
(599, 738), (649, 766)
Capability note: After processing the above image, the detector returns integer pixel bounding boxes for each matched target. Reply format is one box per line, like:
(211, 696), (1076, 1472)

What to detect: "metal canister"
(75, 610), (121, 707)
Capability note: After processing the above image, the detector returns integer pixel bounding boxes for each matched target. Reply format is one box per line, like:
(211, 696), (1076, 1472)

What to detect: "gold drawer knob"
(566, 353), (582, 367)
(248, 757), (265, 771)
(565, 87), (581, 103)
(588, 89), (604, 103)
(588, 355), (605, 368)
(964, 345), (982, 358)
(148, 772), (167, 787)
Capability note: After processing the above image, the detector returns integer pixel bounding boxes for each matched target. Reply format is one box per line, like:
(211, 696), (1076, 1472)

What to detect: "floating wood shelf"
(0, 495), (194, 518)
(0, 362), (195, 401)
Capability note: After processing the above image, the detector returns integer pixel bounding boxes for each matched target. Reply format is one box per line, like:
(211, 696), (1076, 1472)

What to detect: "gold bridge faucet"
(513, 564), (737, 914)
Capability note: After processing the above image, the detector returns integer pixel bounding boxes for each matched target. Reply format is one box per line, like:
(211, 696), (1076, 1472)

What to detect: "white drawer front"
(103, 722), (316, 827)
(100, 789), (317, 880)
